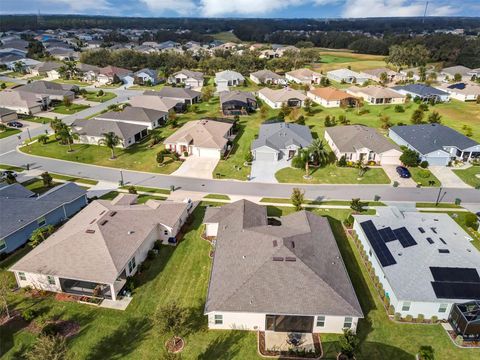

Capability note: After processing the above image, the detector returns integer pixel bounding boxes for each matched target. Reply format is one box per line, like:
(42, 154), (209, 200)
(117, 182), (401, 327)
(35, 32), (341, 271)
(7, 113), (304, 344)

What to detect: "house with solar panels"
(353, 207), (480, 327)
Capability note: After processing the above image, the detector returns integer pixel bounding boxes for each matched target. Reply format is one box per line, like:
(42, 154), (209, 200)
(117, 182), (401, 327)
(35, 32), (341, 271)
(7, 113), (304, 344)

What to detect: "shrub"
(291, 154), (306, 169)
(430, 315), (438, 323)
(418, 103), (429, 111)
(41, 322), (61, 336)
(183, 151), (188, 157)
(125, 276), (136, 292)
(21, 308), (38, 322)
(147, 250), (155, 260)
(417, 169), (431, 179)
(97, 89), (104, 97)
(343, 215), (354, 228)
(388, 305), (395, 315)
(418, 345), (435, 360)
(153, 240), (162, 250)
(338, 155), (347, 167)
(394, 105), (405, 113)
(464, 213), (479, 229)
(420, 161), (429, 168)
(358, 108), (369, 115)
(128, 186), (137, 194)
(405, 315), (413, 322)
(400, 148), (420, 167)
(417, 314), (425, 323)
(454, 335), (464, 346)
(244, 152), (253, 163)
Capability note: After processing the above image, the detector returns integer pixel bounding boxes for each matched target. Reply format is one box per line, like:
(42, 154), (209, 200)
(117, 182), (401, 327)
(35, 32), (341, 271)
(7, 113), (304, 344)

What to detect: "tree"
(303, 97), (313, 115)
(99, 132), (120, 159)
(30, 225), (55, 248)
(386, 44), (429, 69)
(428, 111), (442, 124)
(410, 109), (424, 124)
(0, 123), (6, 132)
(50, 118), (65, 134)
(38, 134), (49, 145)
(201, 86), (213, 102)
(400, 148), (420, 167)
(245, 151), (253, 163)
(379, 72), (388, 85)
(58, 60), (78, 80)
(154, 303), (188, 349)
(97, 89), (104, 97)
(260, 105), (268, 119)
(5, 172), (17, 184)
(419, 66), (427, 82)
(57, 125), (78, 152)
(380, 114), (391, 129)
(40, 171), (53, 187)
(309, 139), (329, 166)
(453, 73), (462, 82)
(291, 188), (304, 211)
(25, 334), (67, 360)
(339, 329), (359, 359)
(279, 102), (292, 118)
(63, 96), (72, 107)
(0, 273), (11, 320)
(128, 186), (137, 194)
(350, 198), (367, 213)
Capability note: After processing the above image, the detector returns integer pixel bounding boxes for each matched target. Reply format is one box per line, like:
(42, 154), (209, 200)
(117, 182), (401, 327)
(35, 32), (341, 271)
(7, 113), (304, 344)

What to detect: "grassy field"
(49, 173), (99, 185)
(211, 31), (241, 43)
(416, 202), (462, 209)
(276, 165), (391, 184)
(119, 185), (171, 195)
(83, 91), (117, 102)
(53, 103), (90, 115)
(314, 51), (388, 73)
(0, 128), (21, 139)
(452, 166), (480, 188)
(409, 168), (441, 187)
(2, 203), (478, 359)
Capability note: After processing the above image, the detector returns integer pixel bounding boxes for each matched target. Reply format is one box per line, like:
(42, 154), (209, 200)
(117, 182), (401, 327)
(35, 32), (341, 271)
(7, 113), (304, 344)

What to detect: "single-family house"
(129, 95), (178, 113)
(134, 68), (159, 85)
(435, 83), (480, 102)
(251, 122), (313, 161)
(72, 118), (148, 148)
(219, 91), (257, 116)
(95, 106), (167, 130)
(307, 87), (358, 108)
(359, 68), (404, 83)
(15, 80), (76, 102)
(10, 193), (192, 302)
(285, 68), (322, 85)
(346, 86), (406, 105)
(0, 183), (87, 254)
(440, 65), (472, 82)
(147, 87), (201, 105)
(400, 67), (438, 82)
(77, 63), (101, 82)
(30, 61), (63, 79)
(392, 84), (450, 103)
(5, 58), (41, 72)
(204, 200), (363, 334)
(0, 90), (47, 115)
(97, 65), (134, 85)
(258, 87), (307, 109)
(48, 47), (78, 61)
(250, 70), (287, 85)
(215, 70), (245, 87)
(353, 207), (480, 326)
(327, 69), (368, 85)
(389, 124), (480, 165)
(0, 107), (19, 123)
(169, 69), (204, 88)
(325, 125), (401, 165)
(467, 68), (480, 80)
(164, 119), (234, 158)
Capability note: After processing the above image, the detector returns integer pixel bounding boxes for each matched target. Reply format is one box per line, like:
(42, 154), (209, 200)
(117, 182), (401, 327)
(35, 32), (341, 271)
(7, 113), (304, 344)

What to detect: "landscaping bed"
(258, 332), (322, 359)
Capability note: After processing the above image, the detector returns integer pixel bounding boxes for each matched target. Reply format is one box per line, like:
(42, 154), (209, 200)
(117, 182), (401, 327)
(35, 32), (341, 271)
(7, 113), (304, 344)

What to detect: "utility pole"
(422, 1), (429, 23)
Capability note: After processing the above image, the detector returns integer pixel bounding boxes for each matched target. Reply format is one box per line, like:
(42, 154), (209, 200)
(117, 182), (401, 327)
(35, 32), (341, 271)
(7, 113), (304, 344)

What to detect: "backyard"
(1, 204), (478, 359)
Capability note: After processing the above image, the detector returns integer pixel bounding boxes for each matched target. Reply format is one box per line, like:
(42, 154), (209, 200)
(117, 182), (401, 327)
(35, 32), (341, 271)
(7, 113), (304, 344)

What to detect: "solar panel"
(378, 227), (396, 242)
(360, 221), (397, 267)
(430, 267), (480, 282)
(431, 282), (480, 300)
(393, 227), (417, 248)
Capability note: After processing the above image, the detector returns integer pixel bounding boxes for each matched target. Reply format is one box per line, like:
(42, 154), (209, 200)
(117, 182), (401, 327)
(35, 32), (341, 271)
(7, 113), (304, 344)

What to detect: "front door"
(265, 315), (314, 333)
(288, 150), (296, 158)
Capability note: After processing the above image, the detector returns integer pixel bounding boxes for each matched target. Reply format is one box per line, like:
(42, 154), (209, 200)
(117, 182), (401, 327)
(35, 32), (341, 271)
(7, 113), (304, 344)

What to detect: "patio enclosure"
(265, 314), (314, 333)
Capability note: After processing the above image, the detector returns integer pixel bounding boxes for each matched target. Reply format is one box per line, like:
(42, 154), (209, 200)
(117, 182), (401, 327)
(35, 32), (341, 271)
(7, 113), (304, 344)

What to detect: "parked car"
(0, 170), (17, 181)
(396, 166), (411, 178)
(7, 121), (23, 128)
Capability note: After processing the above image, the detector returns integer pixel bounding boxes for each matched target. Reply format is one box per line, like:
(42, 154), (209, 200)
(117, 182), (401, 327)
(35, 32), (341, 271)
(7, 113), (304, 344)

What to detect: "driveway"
(171, 155), (219, 179)
(249, 158), (290, 183)
(429, 166), (471, 188)
(383, 165), (417, 187)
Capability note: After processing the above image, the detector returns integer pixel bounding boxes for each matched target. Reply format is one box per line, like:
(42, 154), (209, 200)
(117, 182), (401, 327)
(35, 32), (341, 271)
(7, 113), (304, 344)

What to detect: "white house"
(215, 70), (245, 87)
(169, 69), (204, 88)
(353, 207), (480, 320)
(258, 87), (307, 109)
(435, 83), (480, 102)
(203, 200), (363, 334)
(325, 125), (402, 165)
(285, 68), (322, 85)
(346, 86), (406, 105)
(327, 68), (368, 85)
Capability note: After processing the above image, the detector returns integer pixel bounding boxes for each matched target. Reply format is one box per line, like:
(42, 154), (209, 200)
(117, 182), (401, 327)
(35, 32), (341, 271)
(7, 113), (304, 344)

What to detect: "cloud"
(200, 0), (306, 17)
(38, 0), (111, 12)
(139, 0), (196, 15)
(342, 0), (457, 18)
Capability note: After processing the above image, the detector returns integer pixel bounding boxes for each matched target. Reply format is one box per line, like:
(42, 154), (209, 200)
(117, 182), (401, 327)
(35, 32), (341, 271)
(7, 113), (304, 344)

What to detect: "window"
(128, 256), (136, 273)
(439, 304), (448, 313)
(343, 317), (353, 329)
(402, 302), (411, 312)
(18, 272), (26, 281)
(214, 314), (223, 325)
(164, 230), (168, 236)
(37, 217), (46, 227)
(47, 276), (55, 285)
(0, 239), (6, 251)
(316, 316), (325, 327)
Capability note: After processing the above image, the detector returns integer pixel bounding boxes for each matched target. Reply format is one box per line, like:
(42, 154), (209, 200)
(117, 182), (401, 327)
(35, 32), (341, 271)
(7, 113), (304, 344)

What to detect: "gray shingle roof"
(204, 200), (363, 317)
(219, 90), (255, 105)
(252, 122), (313, 151)
(72, 118), (147, 141)
(390, 124), (479, 154)
(0, 183), (34, 199)
(96, 106), (167, 124)
(145, 86), (200, 100)
(15, 81), (75, 97)
(250, 69), (284, 82)
(392, 84), (448, 97)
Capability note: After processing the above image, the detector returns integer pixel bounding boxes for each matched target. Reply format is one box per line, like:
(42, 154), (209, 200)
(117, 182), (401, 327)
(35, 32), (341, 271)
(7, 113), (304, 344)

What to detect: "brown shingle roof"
(164, 119), (233, 149)
(308, 87), (352, 101)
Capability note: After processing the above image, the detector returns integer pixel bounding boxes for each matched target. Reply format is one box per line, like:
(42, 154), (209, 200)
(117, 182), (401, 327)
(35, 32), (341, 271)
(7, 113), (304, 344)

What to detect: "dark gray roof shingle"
(252, 122), (313, 151)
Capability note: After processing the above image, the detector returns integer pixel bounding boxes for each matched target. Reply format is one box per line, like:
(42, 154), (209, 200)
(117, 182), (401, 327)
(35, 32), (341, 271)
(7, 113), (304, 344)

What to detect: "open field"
(211, 31), (241, 43)
(314, 51), (388, 73)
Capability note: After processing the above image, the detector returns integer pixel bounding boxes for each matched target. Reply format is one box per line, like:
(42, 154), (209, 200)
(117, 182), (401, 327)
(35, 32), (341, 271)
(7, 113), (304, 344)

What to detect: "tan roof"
(361, 67), (398, 77)
(259, 87), (307, 103)
(286, 68), (321, 80)
(308, 87), (352, 101)
(347, 85), (405, 99)
(129, 95), (178, 112)
(164, 119), (233, 149)
(0, 90), (44, 109)
(11, 195), (188, 284)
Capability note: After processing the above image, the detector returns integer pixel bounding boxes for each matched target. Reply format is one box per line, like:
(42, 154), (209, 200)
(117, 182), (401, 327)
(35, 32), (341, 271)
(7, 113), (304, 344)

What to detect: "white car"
(0, 170), (18, 181)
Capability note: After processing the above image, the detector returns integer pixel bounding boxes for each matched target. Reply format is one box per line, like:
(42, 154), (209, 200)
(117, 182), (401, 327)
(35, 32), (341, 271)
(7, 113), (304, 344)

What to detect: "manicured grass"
(260, 198), (385, 207)
(3, 71), (25, 78)
(320, 54), (359, 63)
(128, 83), (165, 91)
(21, 178), (60, 194)
(0, 164), (24, 172)
(0, 81), (15, 90)
(275, 165), (390, 184)
(409, 167), (441, 187)
(83, 91), (117, 102)
(211, 31), (241, 42)
(416, 202), (462, 209)
(313, 51), (388, 73)
(0, 128), (21, 139)
(20, 132), (182, 174)
(120, 185), (171, 195)
(99, 191), (119, 200)
(20, 115), (51, 124)
(203, 194), (230, 200)
(452, 165), (480, 188)
(49, 172), (99, 185)
(97, 83), (123, 89)
(52, 103), (90, 115)
(52, 79), (91, 86)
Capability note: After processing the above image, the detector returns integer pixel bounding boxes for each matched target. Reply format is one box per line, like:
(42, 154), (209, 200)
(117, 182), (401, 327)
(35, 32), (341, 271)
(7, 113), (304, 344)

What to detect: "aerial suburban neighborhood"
(0, 5), (479, 360)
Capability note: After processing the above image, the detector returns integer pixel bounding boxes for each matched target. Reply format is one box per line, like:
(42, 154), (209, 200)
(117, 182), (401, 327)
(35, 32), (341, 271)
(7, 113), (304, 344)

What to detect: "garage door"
(255, 151), (277, 161)
(196, 147), (220, 158)
(381, 155), (400, 165)
(425, 156), (449, 166)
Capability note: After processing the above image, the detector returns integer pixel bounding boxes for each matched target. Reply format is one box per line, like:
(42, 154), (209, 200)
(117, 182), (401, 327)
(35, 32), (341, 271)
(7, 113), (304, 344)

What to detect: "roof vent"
(100, 220), (108, 226)
(439, 238), (447, 245)
(109, 211), (117, 217)
(99, 210), (106, 215)
(272, 240), (278, 247)
(272, 257), (284, 262)
(285, 257), (296, 262)
(426, 237), (434, 244)
(438, 249), (450, 254)
(128, 230), (135, 235)
(291, 241), (295, 249)
(89, 218), (97, 224)
(85, 229), (95, 234)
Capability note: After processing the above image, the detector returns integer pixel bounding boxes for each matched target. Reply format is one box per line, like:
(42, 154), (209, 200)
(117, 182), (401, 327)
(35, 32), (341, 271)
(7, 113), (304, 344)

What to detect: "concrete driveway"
(250, 158), (290, 183)
(172, 155), (219, 179)
(429, 166), (471, 188)
(383, 165), (417, 187)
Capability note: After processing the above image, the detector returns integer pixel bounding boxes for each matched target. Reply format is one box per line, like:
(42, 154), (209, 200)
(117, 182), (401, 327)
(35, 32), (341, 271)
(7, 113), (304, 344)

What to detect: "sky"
(1, 0), (479, 18)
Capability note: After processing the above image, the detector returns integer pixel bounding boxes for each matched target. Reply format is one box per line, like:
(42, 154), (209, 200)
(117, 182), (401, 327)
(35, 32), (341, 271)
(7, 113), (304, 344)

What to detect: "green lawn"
(52, 103), (90, 115)
(49, 173), (99, 185)
(203, 194), (230, 200)
(20, 115), (51, 124)
(320, 54), (359, 64)
(409, 167), (441, 187)
(275, 165), (390, 184)
(416, 202), (462, 209)
(21, 178), (60, 194)
(119, 185), (171, 195)
(0, 128), (21, 139)
(2, 204), (479, 359)
(83, 91), (117, 102)
(0, 164), (24, 172)
(128, 83), (165, 91)
(0, 81), (16, 90)
(52, 79), (92, 86)
(452, 166), (480, 188)
(259, 198), (385, 207)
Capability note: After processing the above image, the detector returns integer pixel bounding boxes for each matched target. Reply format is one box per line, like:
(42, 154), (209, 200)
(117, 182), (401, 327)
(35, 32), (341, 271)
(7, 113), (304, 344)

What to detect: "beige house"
(129, 95), (178, 113)
(258, 87), (307, 109)
(164, 119), (234, 158)
(10, 194), (192, 303)
(325, 125), (401, 165)
(285, 68), (322, 85)
(359, 68), (404, 83)
(0, 107), (18, 123)
(346, 86), (405, 105)
(0, 90), (47, 115)
(168, 69), (204, 88)
(307, 87), (357, 108)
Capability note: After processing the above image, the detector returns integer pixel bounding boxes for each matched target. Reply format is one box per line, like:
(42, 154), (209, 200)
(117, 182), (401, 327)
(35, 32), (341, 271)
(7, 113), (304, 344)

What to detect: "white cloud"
(140, 0), (196, 15)
(342, 0), (457, 18)
(200, 0), (306, 17)
(39, 0), (111, 12)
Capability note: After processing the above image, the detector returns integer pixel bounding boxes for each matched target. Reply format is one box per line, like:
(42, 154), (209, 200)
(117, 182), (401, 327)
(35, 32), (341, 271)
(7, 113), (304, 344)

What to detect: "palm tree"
(38, 134), (49, 145)
(57, 125), (78, 152)
(99, 132), (120, 159)
(308, 139), (329, 166)
(50, 118), (64, 134)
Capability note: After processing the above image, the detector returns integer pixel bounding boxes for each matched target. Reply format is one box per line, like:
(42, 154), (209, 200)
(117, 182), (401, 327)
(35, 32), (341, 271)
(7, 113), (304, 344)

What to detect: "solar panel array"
(360, 221), (397, 267)
(430, 267), (480, 300)
(378, 227), (396, 242)
(393, 227), (418, 247)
